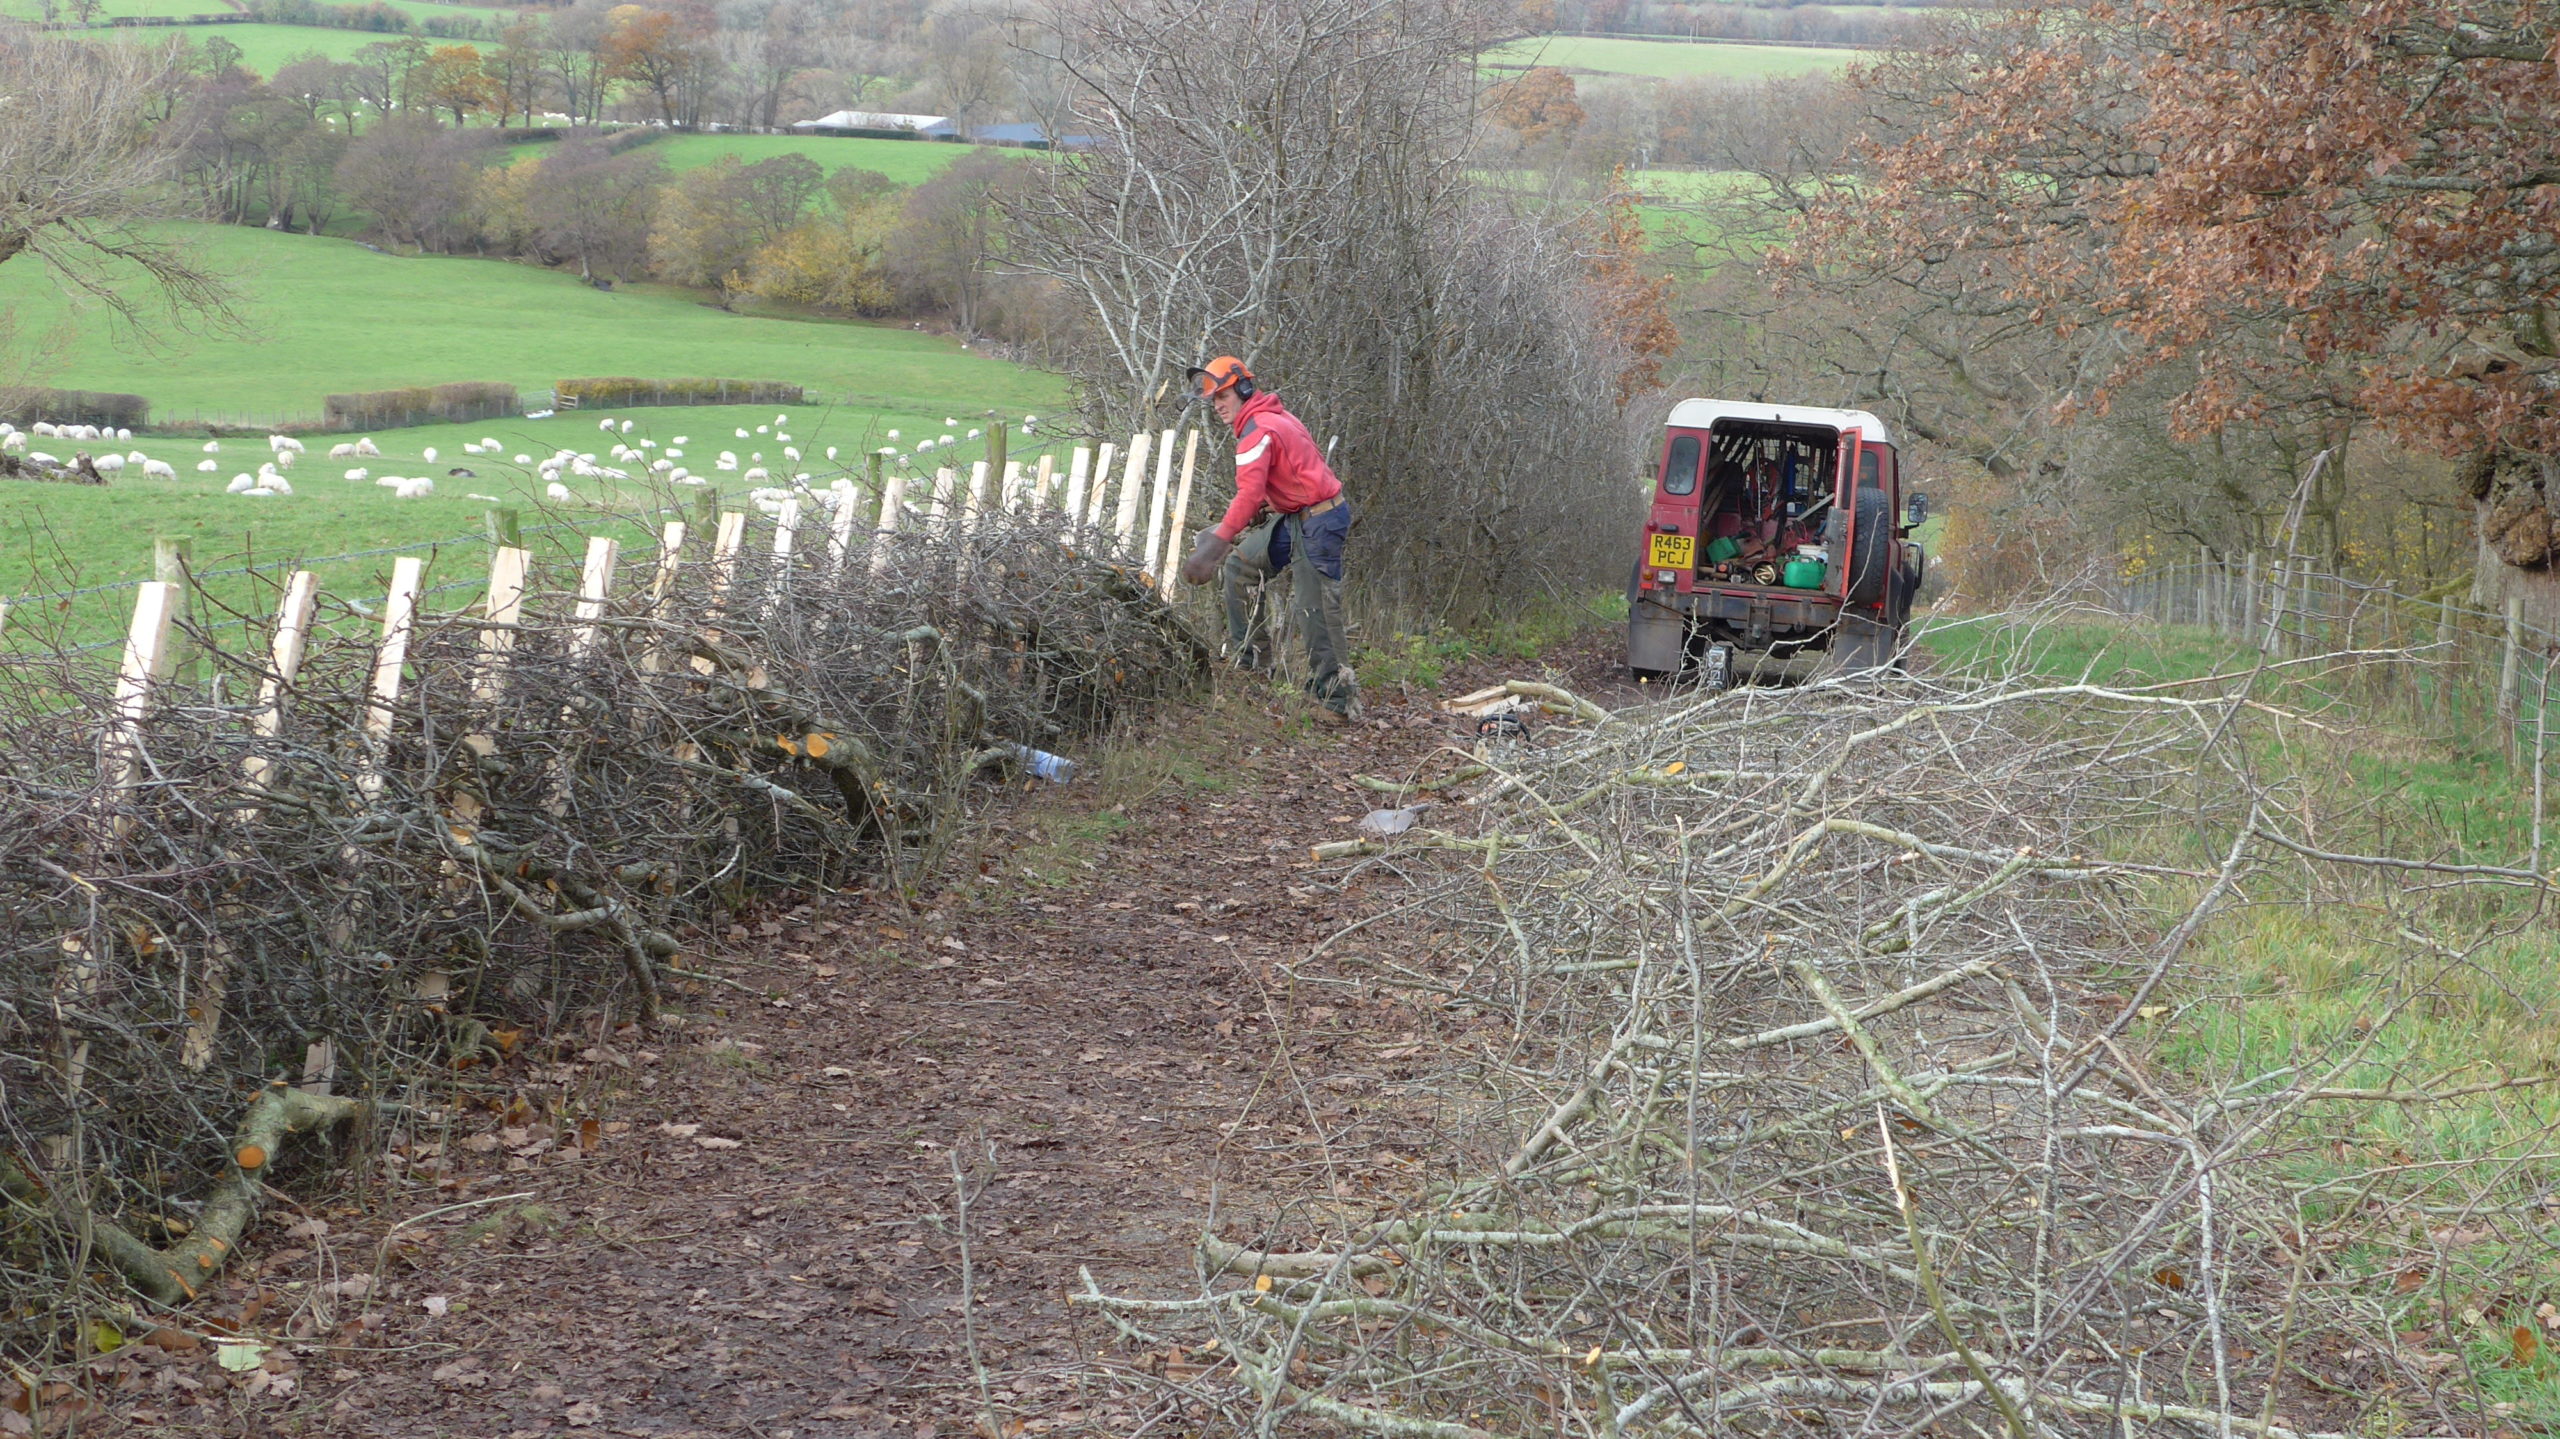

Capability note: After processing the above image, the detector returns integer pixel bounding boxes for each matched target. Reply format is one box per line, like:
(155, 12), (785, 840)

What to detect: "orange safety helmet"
(1185, 355), (1255, 401)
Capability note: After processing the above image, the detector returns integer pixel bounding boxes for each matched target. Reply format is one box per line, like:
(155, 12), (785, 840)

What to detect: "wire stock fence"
(2101, 557), (2559, 772)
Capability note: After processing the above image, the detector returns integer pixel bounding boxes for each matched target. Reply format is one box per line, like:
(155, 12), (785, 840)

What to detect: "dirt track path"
(197, 649), (1620, 1439)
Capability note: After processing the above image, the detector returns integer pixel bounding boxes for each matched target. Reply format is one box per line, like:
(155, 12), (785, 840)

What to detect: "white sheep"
(125, 450), (147, 464)
(355, 438), (380, 457)
(116, 428), (133, 442)
(33, 422), (58, 437)
(826, 446), (839, 460)
(756, 424), (769, 435)
(226, 475), (256, 493)
(467, 492), (502, 503)
(774, 413), (789, 425)
(195, 458), (218, 472)
(345, 467), (369, 481)
(668, 467), (689, 481)
(141, 459), (176, 479)
(665, 447), (683, 457)
(784, 446), (801, 461)
(523, 409), (554, 420)
(202, 440), (220, 453)
(421, 447), (437, 462)
(29, 451), (56, 464)
(598, 418), (616, 432)
(0, 433), (22, 452)
(513, 454), (531, 465)
(637, 438), (655, 449)
(268, 434), (301, 453)
(967, 428), (981, 440)
(93, 454), (125, 473)
(679, 474), (707, 486)
(268, 476), (293, 496)
(478, 436), (498, 450)
(650, 458), (674, 473)
(462, 441), (484, 456)
(405, 478), (435, 497)
(329, 443), (358, 459)
(886, 429), (900, 439)
(734, 428), (749, 438)
(545, 481), (572, 501)
(742, 466), (769, 483)
(672, 435), (689, 444)
(242, 487), (277, 498)
(374, 475), (402, 488)
(619, 420), (633, 434)
(750, 451), (763, 462)
(715, 456), (738, 473)
(943, 417), (958, 427)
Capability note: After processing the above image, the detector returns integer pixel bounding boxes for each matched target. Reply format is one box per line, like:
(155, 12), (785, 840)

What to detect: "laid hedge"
(323, 381), (518, 431)
(553, 378), (806, 410)
(0, 388), (151, 430)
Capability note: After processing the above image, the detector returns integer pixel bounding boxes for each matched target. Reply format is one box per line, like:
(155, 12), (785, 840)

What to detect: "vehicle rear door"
(1830, 428), (1864, 598)
(1642, 428), (1707, 594)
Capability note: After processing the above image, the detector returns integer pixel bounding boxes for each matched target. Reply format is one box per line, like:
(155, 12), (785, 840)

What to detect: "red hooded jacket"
(1214, 391), (1341, 542)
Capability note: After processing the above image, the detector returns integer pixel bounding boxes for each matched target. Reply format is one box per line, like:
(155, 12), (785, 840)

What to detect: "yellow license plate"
(1647, 533), (1695, 570)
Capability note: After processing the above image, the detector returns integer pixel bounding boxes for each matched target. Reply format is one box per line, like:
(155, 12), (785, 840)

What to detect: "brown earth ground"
(77, 629), (1639, 1438)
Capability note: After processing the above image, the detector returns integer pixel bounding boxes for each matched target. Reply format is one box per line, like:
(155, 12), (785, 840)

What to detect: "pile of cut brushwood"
(0, 505), (1206, 1348)
(1081, 614), (2556, 1438)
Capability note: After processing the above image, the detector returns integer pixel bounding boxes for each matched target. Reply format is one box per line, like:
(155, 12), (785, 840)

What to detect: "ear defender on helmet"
(1186, 355), (1256, 401)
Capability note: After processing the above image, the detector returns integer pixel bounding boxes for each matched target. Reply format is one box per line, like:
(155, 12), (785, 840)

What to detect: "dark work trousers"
(1266, 500), (1356, 715)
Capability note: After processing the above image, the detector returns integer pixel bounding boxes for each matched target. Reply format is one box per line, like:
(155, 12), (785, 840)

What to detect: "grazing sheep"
(268, 476), (293, 496)
(742, 466), (770, 483)
(826, 446), (839, 459)
(29, 452), (57, 464)
(523, 409), (554, 420)
(142, 460), (176, 479)
(774, 414), (789, 425)
(598, 418), (616, 432)
(375, 475), (403, 487)
(0, 434), (21, 453)
(421, 447), (437, 462)
(513, 454), (532, 464)
(886, 429), (900, 439)
(33, 422), (58, 437)
(545, 481), (572, 501)
(943, 418), (958, 427)
(967, 428), (981, 439)
(734, 428), (748, 438)
(671, 434), (690, 444)
(462, 441), (484, 456)
(665, 447), (683, 457)
(783, 446), (801, 461)
(202, 440), (221, 453)
(226, 475), (256, 493)
(345, 467), (369, 480)
(195, 458), (218, 472)
(116, 428), (133, 442)
(619, 420), (633, 434)
(679, 474), (707, 486)
(467, 492), (502, 503)
(330, 443), (358, 459)
(268, 434), (302, 452)
(479, 436), (498, 450)
(93, 454), (125, 473)
(637, 438), (655, 449)
(125, 450), (147, 464)
(242, 487), (276, 498)
(354, 438), (380, 457)
(750, 451), (763, 462)
(777, 431), (791, 442)
(668, 467), (689, 481)
(755, 424), (769, 435)
(650, 458), (674, 473)
(715, 457), (737, 472)
(406, 478), (434, 497)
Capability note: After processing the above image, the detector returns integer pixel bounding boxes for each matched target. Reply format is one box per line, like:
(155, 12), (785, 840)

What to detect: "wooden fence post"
(826, 488), (862, 576)
(963, 461), (989, 531)
(154, 537), (200, 692)
(2498, 594), (2526, 760)
(569, 536), (621, 660)
(2242, 552), (2259, 637)
(1000, 460), (1024, 512)
(1032, 454), (1055, 512)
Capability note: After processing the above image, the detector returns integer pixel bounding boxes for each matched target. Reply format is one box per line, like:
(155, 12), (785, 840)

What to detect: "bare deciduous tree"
(0, 30), (229, 324)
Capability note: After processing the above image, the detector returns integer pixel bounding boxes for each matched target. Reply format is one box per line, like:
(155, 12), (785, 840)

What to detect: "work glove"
(1180, 528), (1235, 586)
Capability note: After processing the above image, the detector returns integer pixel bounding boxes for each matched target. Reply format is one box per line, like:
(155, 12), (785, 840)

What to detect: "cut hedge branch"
(1, 1082), (361, 1305)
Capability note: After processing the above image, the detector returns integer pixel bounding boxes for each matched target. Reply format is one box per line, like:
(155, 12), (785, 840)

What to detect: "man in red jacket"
(1178, 356), (1360, 720)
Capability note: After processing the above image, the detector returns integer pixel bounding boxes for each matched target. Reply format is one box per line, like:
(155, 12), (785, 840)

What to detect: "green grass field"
(0, 222), (1073, 623)
(506, 132), (985, 187)
(0, 225), (1054, 420)
(1487, 34), (1861, 80)
(65, 19), (390, 69)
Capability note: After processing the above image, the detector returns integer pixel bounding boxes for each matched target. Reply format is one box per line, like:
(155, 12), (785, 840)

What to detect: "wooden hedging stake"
(1166, 430), (1201, 598)
(242, 571), (318, 798)
(1114, 432), (1148, 555)
(356, 558), (425, 802)
(568, 536), (621, 661)
(768, 498), (800, 614)
(1032, 454), (1054, 511)
(963, 461), (990, 530)
(826, 489), (862, 575)
(929, 467), (957, 526)
(1144, 429), (1176, 579)
(1000, 460), (1024, 511)
(1064, 446), (1092, 528)
(1086, 443), (1117, 529)
(104, 581), (178, 799)
(641, 521), (687, 674)
(871, 476), (909, 577)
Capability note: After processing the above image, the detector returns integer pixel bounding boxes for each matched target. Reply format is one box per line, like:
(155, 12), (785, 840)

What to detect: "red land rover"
(1627, 399), (1925, 686)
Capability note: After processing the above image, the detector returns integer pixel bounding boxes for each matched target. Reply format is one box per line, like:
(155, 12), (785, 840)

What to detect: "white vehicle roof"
(1665, 398), (1893, 448)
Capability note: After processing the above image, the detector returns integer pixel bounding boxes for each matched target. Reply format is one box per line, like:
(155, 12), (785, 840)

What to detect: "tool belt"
(1287, 495), (1344, 520)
